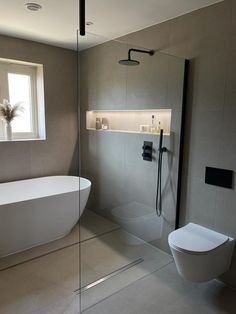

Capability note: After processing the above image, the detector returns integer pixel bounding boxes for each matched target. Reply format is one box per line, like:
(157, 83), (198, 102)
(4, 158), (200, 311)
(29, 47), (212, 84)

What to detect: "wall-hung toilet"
(168, 223), (234, 282)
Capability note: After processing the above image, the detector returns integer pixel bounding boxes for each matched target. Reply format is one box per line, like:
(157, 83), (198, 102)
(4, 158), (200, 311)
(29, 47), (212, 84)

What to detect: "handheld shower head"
(119, 48), (154, 66)
(159, 129), (163, 151)
(155, 129), (168, 217)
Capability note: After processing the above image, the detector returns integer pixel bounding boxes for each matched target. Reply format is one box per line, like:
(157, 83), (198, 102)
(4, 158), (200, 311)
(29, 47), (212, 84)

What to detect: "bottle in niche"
(150, 115), (156, 133)
(95, 117), (102, 130)
(157, 121), (161, 134)
(101, 117), (109, 130)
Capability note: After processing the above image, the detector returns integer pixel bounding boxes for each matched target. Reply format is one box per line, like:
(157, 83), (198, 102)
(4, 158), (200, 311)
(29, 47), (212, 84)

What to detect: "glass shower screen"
(78, 37), (187, 312)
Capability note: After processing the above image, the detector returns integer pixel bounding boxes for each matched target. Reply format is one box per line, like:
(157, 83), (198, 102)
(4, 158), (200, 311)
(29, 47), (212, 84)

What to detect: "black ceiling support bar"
(128, 48), (154, 60)
(80, 0), (85, 36)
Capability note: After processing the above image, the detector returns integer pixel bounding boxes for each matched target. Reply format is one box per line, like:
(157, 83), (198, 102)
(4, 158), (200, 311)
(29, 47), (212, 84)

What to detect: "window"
(0, 59), (45, 141)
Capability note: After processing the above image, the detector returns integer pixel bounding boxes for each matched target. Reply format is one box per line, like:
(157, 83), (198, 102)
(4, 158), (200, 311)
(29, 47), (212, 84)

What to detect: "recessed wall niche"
(86, 109), (172, 135)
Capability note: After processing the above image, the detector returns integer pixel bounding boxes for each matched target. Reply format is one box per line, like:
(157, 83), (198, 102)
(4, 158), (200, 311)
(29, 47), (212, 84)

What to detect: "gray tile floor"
(84, 263), (236, 314)
(0, 210), (172, 313)
(0, 210), (236, 314)
(0, 210), (119, 271)
(80, 228), (172, 310)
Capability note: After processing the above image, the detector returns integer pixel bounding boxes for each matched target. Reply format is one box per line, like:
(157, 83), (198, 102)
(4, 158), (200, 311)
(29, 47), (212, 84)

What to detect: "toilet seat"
(168, 223), (234, 282)
(169, 223), (229, 255)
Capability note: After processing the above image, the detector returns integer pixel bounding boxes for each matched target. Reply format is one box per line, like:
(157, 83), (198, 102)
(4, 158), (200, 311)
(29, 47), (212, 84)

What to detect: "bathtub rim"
(0, 176), (91, 206)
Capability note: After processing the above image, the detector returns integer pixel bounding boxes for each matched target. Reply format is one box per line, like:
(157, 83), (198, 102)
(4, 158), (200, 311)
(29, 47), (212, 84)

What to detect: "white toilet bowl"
(168, 223), (234, 282)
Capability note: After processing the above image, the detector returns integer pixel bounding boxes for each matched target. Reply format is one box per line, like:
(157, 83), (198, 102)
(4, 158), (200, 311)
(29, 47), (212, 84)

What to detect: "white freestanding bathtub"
(0, 176), (91, 257)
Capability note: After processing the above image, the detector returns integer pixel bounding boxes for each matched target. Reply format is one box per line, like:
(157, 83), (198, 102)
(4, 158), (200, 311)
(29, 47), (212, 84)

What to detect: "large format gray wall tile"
(80, 39), (185, 254)
(0, 35), (78, 182)
(80, 0), (236, 287)
(126, 50), (169, 109)
(95, 41), (127, 110)
(117, 21), (171, 53)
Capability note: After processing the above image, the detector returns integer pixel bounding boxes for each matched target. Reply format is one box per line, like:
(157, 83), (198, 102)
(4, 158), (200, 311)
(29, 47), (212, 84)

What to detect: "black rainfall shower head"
(119, 59), (140, 66)
(119, 48), (154, 66)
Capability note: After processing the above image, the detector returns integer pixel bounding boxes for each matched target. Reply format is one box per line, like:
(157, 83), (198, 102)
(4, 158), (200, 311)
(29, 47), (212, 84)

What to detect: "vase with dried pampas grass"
(0, 99), (24, 141)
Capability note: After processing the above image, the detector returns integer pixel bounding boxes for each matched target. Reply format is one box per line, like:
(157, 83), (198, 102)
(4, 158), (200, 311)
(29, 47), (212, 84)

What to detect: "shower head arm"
(128, 48), (154, 60)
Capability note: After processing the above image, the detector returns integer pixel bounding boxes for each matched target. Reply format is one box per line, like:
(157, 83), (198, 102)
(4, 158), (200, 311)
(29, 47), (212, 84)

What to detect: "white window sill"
(0, 138), (46, 143)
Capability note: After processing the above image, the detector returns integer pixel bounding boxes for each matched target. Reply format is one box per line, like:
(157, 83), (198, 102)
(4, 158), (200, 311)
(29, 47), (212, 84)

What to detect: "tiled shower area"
(0, 211), (172, 313)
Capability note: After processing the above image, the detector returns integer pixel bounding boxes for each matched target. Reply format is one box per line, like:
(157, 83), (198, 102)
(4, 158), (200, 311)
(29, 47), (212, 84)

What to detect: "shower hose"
(155, 130), (166, 217)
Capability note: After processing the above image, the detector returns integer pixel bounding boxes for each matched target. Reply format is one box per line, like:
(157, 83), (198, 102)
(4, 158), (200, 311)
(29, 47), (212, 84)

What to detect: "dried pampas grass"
(0, 99), (24, 124)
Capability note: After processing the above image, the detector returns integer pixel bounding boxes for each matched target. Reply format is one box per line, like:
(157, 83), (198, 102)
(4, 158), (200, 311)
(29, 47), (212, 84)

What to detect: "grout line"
(80, 227), (121, 244)
(0, 226), (121, 272)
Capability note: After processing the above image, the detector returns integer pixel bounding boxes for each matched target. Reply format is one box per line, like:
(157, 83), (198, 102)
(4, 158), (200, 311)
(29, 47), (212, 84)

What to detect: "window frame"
(0, 58), (45, 141)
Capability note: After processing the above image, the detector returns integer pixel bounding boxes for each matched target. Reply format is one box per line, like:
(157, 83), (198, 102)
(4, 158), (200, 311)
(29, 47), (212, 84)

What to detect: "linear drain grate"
(75, 257), (144, 294)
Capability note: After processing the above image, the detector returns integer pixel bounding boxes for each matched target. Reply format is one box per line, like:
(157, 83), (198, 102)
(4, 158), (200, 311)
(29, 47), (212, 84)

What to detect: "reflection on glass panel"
(79, 38), (187, 311)
(8, 73), (32, 133)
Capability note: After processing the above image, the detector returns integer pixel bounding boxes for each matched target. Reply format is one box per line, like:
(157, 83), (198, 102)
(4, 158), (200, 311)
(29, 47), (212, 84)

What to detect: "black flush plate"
(205, 167), (233, 189)
(142, 141), (153, 162)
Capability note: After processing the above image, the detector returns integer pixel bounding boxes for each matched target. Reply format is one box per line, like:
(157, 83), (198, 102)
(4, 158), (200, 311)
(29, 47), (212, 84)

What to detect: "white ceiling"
(0, 0), (223, 51)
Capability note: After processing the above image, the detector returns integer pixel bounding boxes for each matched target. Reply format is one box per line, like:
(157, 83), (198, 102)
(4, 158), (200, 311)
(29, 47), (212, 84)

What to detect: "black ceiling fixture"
(80, 0), (85, 36)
